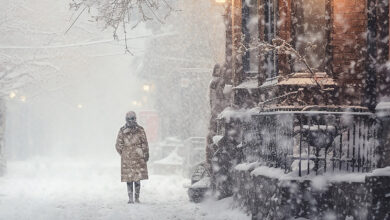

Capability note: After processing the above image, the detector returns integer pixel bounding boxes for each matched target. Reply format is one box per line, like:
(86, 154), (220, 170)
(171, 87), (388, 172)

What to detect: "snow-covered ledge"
(235, 163), (390, 180)
(370, 166), (390, 176)
(375, 101), (390, 168)
(376, 101), (390, 117)
(235, 163), (367, 183)
(233, 163), (390, 219)
(217, 107), (260, 122)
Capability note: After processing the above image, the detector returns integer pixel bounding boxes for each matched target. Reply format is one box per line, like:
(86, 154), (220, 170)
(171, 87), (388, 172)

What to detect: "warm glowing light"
(20, 96), (26, 102)
(215, 0), (226, 3)
(131, 101), (143, 107)
(9, 91), (16, 99)
(77, 104), (83, 109)
(143, 84), (150, 92)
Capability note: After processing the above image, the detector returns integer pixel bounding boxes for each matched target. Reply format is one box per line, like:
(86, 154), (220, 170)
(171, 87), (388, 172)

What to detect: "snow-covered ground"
(0, 158), (249, 220)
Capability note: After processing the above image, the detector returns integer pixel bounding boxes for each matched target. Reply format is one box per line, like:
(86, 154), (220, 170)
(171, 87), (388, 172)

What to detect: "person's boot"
(127, 182), (134, 204)
(135, 181), (141, 203)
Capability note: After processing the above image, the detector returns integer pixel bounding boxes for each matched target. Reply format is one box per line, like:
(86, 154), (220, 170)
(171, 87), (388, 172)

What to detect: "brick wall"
(232, 168), (390, 219)
(332, 0), (367, 105)
(227, 0), (372, 106)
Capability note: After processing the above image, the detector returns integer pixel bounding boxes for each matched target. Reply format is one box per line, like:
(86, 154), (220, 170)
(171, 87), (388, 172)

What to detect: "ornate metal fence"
(242, 107), (378, 176)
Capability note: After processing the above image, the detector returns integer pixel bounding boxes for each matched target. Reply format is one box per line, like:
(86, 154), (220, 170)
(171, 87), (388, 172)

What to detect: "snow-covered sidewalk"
(0, 158), (249, 220)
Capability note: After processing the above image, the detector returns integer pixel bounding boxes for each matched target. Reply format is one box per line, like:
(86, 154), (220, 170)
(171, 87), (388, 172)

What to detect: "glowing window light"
(20, 96), (26, 102)
(143, 84), (150, 92)
(9, 91), (16, 99)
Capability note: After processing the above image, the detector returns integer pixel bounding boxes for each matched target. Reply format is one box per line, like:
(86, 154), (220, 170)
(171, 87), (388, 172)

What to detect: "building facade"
(209, 0), (390, 219)
(222, 0), (389, 108)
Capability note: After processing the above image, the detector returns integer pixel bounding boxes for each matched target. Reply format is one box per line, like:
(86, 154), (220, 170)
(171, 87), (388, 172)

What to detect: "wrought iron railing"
(242, 106), (378, 176)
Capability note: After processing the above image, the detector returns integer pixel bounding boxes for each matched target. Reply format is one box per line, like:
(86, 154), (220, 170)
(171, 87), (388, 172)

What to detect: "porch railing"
(242, 107), (378, 176)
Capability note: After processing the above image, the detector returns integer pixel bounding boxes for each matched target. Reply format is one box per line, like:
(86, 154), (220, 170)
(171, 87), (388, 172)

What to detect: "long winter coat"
(116, 125), (149, 182)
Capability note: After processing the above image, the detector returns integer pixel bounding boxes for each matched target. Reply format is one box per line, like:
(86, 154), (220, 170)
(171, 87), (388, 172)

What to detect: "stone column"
(366, 102), (390, 220)
(376, 102), (390, 168)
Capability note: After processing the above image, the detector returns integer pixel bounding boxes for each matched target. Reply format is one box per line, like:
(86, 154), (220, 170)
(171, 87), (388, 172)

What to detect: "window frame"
(263, 0), (279, 79)
(290, 0), (332, 75)
(242, 0), (260, 79)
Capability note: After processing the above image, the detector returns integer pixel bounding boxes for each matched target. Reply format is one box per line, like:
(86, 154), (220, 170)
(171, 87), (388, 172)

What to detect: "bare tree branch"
(240, 36), (335, 107)
(240, 37), (325, 89)
(69, 0), (175, 53)
(65, 6), (87, 34)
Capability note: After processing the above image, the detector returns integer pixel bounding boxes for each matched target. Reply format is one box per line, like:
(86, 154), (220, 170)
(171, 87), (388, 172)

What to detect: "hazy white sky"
(2, 0), (150, 160)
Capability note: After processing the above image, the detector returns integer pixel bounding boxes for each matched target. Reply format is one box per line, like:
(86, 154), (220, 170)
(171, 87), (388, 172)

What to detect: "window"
(242, 0), (259, 78)
(292, 0), (327, 72)
(263, 0), (278, 78)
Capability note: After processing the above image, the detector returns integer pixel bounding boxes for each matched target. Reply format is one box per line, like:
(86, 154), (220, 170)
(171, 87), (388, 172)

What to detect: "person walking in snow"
(116, 111), (149, 204)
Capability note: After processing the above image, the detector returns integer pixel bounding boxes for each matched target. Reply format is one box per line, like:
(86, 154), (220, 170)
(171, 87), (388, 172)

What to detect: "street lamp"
(143, 84), (151, 92)
(20, 96), (26, 102)
(9, 92), (16, 99)
(212, 0), (226, 6)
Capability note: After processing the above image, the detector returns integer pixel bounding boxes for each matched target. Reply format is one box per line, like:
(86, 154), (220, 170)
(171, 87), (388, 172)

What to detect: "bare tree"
(0, 54), (61, 98)
(0, 52), (62, 176)
(69, 0), (175, 53)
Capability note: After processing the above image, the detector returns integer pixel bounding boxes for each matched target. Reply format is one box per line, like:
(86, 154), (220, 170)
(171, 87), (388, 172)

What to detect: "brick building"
(209, 0), (390, 219)
(218, 0), (389, 109)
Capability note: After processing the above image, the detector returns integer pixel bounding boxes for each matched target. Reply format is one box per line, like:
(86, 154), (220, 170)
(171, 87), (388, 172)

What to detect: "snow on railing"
(241, 107), (378, 177)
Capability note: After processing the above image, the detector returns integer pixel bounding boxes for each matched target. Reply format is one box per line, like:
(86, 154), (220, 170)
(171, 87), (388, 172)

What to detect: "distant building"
(138, 0), (225, 140)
